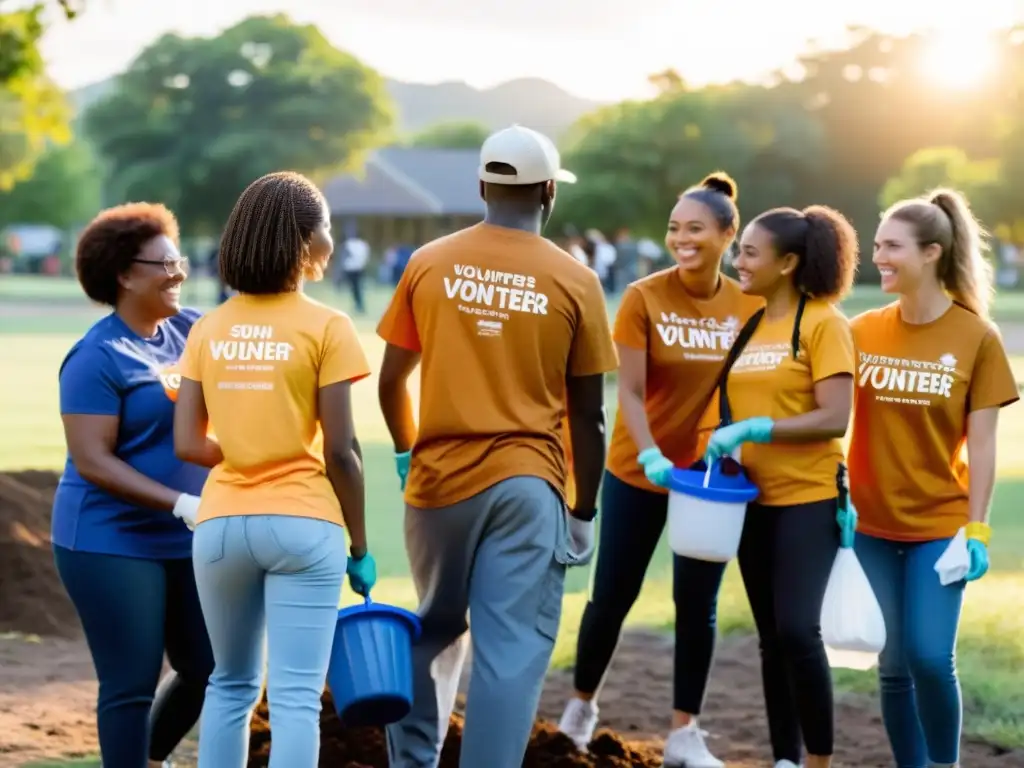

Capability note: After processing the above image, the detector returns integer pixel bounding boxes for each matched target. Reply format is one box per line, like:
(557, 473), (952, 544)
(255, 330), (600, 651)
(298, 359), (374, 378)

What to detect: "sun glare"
(920, 32), (997, 89)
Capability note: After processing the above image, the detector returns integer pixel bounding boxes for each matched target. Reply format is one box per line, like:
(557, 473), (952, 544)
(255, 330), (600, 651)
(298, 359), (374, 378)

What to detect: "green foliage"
(0, 2), (78, 188)
(409, 120), (489, 149)
(82, 13), (394, 235)
(879, 147), (1003, 220)
(0, 139), (101, 228)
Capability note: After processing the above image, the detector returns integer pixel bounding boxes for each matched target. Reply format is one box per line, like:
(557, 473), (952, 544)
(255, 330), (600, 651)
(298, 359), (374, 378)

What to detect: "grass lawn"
(4, 275), (1023, 762)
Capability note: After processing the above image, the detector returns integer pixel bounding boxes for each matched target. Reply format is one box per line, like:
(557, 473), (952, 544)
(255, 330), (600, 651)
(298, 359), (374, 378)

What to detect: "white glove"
(172, 493), (201, 531)
(566, 514), (596, 565)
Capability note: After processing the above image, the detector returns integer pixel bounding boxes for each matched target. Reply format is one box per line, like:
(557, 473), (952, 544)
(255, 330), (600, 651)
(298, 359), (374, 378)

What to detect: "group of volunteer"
(51, 122), (1016, 768)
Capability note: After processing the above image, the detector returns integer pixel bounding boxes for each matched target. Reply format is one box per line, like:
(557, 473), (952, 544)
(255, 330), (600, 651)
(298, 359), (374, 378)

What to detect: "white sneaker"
(557, 697), (599, 750)
(775, 761), (801, 768)
(662, 721), (725, 768)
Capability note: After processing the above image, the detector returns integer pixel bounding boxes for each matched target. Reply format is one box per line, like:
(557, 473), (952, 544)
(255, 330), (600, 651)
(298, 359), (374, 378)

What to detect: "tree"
(0, 1), (76, 189)
(83, 14), (394, 235)
(0, 139), (102, 229)
(879, 147), (1002, 218)
(551, 85), (826, 237)
(410, 120), (489, 149)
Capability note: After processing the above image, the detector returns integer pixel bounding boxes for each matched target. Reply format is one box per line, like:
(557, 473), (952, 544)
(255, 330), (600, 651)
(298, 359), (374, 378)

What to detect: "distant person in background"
(392, 242), (414, 285)
(849, 190), (1019, 768)
(335, 222), (370, 315)
(378, 125), (617, 768)
(587, 228), (618, 292)
(174, 172), (374, 768)
(637, 236), (664, 276)
(613, 227), (640, 288)
(52, 203), (213, 768)
(559, 174), (762, 767)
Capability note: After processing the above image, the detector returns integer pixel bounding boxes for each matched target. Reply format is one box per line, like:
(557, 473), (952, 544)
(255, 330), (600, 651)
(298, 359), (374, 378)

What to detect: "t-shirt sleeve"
(58, 344), (121, 416)
(968, 328), (1020, 411)
(569, 272), (620, 377)
(178, 315), (205, 382)
(320, 312), (372, 387)
(808, 311), (856, 382)
(376, 267), (421, 352)
(612, 284), (648, 350)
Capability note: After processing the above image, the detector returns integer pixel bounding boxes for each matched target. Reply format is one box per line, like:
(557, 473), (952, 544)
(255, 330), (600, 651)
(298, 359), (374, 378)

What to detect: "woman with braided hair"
(174, 171), (377, 768)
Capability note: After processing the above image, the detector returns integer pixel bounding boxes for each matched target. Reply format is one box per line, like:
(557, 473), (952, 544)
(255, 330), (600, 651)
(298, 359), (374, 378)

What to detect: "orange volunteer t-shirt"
(377, 222), (619, 509)
(712, 298), (855, 506)
(849, 302), (1019, 541)
(179, 292), (371, 525)
(607, 270), (763, 493)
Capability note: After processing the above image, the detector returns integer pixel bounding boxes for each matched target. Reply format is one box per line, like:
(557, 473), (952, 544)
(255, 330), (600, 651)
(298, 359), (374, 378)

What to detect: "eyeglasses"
(133, 256), (190, 276)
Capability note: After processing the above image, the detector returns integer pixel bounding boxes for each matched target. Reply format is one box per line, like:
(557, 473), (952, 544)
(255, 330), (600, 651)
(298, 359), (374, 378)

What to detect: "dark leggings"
(738, 499), (840, 762)
(53, 546), (214, 766)
(573, 471), (727, 714)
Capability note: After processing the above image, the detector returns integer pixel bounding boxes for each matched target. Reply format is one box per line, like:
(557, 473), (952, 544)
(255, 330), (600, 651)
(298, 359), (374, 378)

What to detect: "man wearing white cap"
(377, 124), (618, 767)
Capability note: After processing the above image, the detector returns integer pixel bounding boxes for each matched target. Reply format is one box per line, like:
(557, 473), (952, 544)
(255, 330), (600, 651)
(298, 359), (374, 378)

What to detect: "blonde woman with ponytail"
(848, 189), (1019, 768)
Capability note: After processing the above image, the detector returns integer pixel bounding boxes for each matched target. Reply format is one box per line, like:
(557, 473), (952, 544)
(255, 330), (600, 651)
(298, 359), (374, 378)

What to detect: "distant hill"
(70, 75), (604, 142)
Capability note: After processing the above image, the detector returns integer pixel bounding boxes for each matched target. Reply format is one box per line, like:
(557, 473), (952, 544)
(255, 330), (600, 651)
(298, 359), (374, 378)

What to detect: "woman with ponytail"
(558, 173), (762, 767)
(848, 189), (1018, 768)
(702, 205), (860, 768)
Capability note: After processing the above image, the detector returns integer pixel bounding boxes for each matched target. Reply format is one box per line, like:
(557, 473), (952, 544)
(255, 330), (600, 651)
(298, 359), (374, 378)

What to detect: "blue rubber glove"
(395, 450), (411, 491)
(964, 521), (991, 582)
(637, 446), (674, 487)
(347, 552), (378, 596)
(704, 417), (775, 463)
(836, 501), (858, 549)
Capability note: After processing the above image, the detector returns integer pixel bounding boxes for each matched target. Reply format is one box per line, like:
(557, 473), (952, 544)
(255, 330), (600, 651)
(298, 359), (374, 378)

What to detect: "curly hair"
(219, 171), (328, 294)
(751, 205), (859, 302)
(75, 203), (181, 306)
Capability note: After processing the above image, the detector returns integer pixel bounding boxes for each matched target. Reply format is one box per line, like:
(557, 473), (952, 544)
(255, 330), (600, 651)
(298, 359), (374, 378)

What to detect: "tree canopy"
(82, 14), (394, 234)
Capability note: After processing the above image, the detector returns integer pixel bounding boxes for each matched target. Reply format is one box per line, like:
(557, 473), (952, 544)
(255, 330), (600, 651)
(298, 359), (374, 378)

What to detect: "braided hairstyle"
(219, 171), (329, 294)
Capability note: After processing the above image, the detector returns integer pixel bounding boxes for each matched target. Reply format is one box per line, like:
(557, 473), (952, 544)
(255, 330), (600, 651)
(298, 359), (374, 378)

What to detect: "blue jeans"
(53, 546), (213, 767)
(855, 533), (966, 768)
(192, 515), (347, 768)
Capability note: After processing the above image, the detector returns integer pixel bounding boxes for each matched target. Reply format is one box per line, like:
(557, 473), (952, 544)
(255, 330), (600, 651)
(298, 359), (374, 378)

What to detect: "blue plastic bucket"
(665, 458), (760, 562)
(327, 598), (422, 727)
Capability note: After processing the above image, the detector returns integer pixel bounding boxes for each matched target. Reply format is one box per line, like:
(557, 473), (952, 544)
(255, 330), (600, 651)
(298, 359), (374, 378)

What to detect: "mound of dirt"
(0, 470), (78, 637)
(246, 690), (664, 767)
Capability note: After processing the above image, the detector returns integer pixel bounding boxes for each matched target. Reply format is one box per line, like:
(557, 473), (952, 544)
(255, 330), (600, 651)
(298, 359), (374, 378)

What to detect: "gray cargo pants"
(386, 476), (576, 768)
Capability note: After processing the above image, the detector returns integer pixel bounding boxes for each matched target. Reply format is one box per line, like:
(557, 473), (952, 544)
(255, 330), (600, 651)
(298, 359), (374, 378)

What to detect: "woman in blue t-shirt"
(52, 203), (214, 768)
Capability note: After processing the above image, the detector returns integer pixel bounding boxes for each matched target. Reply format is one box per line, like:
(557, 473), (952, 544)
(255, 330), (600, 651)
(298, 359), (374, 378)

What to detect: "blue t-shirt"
(52, 309), (209, 559)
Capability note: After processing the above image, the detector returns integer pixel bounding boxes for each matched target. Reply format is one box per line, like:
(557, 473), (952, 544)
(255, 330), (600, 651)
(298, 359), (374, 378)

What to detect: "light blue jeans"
(192, 515), (347, 768)
(855, 533), (966, 768)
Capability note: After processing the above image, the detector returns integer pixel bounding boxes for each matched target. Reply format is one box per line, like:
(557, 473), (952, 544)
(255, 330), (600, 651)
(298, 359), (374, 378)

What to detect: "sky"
(36, 0), (1024, 101)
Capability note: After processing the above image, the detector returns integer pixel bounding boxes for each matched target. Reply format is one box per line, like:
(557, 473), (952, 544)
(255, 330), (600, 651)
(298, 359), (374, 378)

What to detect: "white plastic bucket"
(666, 459), (760, 562)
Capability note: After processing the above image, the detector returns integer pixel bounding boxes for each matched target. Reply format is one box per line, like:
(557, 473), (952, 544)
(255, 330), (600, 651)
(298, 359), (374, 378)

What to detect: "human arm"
(566, 373), (607, 517)
(378, 344), (420, 454)
(966, 408), (998, 529)
(617, 344), (656, 452)
(320, 380), (367, 554)
(173, 378), (224, 468)
(769, 374), (853, 442)
(60, 346), (183, 512)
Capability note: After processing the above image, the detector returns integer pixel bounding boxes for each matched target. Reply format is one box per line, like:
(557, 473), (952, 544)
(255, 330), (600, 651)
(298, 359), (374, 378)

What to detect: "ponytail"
(749, 204), (859, 302)
(929, 189), (994, 320)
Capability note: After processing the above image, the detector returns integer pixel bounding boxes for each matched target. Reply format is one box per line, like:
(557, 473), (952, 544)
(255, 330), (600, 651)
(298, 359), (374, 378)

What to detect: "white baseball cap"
(478, 125), (577, 185)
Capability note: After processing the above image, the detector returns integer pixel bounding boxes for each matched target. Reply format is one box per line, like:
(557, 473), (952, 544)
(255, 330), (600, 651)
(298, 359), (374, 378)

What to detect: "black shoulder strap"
(716, 308), (765, 427)
(716, 294), (808, 427)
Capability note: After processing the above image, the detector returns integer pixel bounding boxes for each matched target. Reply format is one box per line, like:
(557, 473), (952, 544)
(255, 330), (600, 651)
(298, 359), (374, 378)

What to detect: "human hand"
(347, 551), (378, 596)
(637, 446), (674, 487)
(964, 522), (991, 582)
(395, 450), (411, 491)
(172, 493), (201, 531)
(836, 501), (858, 549)
(567, 508), (596, 563)
(704, 417), (774, 463)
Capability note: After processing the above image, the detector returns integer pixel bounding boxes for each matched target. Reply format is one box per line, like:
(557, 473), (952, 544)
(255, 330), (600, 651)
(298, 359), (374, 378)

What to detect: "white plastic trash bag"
(821, 547), (886, 670)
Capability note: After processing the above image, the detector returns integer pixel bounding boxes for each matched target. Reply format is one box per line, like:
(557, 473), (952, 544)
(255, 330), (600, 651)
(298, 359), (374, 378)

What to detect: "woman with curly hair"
(703, 205), (861, 768)
(174, 171), (374, 768)
(52, 202), (213, 768)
